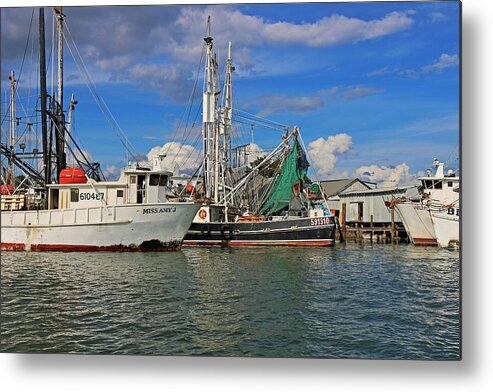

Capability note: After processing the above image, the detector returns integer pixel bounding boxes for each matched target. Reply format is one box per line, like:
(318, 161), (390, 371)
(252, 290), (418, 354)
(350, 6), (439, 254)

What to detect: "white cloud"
(246, 143), (267, 164)
(421, 53), (459, 74)
(260, 11), (414, 47)
(96, 55), (131, 71)
(355, 163), (416, 187)
(144, 142), (201, 175)
(307, 133), (352, 178)
(103, 164), (121, 180)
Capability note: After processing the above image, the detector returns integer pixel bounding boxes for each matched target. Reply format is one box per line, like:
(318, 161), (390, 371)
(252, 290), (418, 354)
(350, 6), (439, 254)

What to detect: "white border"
(2, 0), (492, 391)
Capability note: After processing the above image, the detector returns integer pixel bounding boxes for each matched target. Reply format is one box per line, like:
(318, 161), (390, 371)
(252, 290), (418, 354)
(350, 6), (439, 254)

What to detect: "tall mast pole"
(9, 71), (16, 187)
(202, 16), (216, 201)
(66, 94), (77, 164)
(220, 41), (234, 214)
(39, 7), (50, 186)
(212, 50), (219, 203)
(55, 6), (66, 176)
(56, 7), (63, 117)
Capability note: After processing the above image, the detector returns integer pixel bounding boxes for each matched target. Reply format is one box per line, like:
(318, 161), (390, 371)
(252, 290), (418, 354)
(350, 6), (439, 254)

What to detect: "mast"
(202, 16), (217, 201)
(8, 71), (16, 187)
(223, 41), (233, 162)
(54, 6), (66, 177)
(39, 7), (50, 185)
(220, 41), (234, 215)
(56, 7), (63, 117)
(66, 94), (77, 163)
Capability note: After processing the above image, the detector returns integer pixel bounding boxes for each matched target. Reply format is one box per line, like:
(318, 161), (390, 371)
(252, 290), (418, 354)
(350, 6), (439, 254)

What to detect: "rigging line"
(65, 33), (135, 156)
(164, 43), (206, 159)
(0, 8), (35, 128)
(233, 108), (291, 130)
(232, 116), (288, 132)
(63, 22), (138, 162)
(252, 135), (292, 214)
(171, 129), (203, 174)
(297, 132), (333, 212)
(233, 114), (289, 133)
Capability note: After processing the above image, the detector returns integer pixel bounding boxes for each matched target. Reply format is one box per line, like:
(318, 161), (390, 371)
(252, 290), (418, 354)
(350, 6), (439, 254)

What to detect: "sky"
(0, 1), (460, 186)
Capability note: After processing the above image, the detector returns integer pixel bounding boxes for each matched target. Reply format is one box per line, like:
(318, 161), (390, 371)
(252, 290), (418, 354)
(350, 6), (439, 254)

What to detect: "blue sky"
(1, 1), (460, 185)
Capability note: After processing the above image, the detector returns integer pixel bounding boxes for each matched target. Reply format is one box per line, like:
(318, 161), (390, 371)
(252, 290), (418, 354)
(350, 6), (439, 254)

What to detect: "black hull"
(184, 216), (336, 246)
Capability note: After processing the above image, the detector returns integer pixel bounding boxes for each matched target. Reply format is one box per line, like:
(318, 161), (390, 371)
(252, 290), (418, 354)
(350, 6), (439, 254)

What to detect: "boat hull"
(1, 202), (200, 251)
(183, 216), (336, 246)
(395, 202), (437, 245)
(431, 210), (460, 248)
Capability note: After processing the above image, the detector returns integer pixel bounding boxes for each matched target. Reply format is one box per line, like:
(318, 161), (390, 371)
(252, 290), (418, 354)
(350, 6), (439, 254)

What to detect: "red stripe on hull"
(183, 240), (334, 247)
(1, 242), (182, 252)
(412, 238), (438, 246)
(1, 242), (26, 251)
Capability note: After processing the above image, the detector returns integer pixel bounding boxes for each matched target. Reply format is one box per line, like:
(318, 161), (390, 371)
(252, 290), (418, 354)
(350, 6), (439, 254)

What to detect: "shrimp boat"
(394, 158), (460, 246)
(182, 19), (336, 246)
(1, 8), (200, 251)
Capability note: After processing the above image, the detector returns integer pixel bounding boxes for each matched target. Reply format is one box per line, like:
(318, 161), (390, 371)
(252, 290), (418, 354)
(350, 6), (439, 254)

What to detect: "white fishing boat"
(394, 158), (459, 246)
(431, 187), (460, 249)
(1, 161), (200, 251)
(1, 8), (200, 251)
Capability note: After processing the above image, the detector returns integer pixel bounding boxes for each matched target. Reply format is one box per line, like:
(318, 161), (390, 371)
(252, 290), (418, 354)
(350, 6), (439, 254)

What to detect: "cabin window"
(423, 180), (433, 189)
(117, 190), (124, 197)
(434, 180), (443, 189)
(70, 188), (79, 202)
(50, 189), (59, 209)
(448, 182), (453, 187)
(159, 175), (168, 186)
(130, 176), (136, 184)
(137, 175), (146, 204)
(149, 174), (160, 186)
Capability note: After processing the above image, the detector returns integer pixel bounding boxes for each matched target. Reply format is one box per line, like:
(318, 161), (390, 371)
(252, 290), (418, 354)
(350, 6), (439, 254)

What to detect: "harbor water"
(0, 244), (460, 359)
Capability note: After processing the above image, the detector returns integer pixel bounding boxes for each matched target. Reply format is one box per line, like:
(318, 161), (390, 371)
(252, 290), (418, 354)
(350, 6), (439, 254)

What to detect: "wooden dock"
(336, 203), (409, 244)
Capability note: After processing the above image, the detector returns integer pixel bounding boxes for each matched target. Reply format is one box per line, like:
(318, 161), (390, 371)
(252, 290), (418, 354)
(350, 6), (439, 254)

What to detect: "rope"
(63, 22), (138, 163)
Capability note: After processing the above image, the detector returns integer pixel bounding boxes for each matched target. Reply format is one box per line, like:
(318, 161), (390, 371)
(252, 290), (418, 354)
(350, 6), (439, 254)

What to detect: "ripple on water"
(0, 244), (460, 359)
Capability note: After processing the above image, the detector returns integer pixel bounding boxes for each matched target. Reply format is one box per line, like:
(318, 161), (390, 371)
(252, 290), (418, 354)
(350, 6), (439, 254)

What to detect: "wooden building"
(319, 179), (413, 243)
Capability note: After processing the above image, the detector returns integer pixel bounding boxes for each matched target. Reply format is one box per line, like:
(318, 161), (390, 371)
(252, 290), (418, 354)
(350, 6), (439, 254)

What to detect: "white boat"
(1, 158), (200, 251)
(1, 8), (200, 251)
(394, 159), (459, 245)
(431, 187), (460, 249)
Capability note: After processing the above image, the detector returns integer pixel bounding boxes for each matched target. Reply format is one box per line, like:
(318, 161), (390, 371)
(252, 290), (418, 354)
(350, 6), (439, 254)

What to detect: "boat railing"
(5, 205), (120, 226)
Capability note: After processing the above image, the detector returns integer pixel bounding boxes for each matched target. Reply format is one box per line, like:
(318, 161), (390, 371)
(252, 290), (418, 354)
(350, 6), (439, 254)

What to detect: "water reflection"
(1, 244), (460, 359)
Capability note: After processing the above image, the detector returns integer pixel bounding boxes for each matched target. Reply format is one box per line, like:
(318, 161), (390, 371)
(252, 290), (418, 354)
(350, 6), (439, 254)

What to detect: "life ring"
(198, 209), (207, 219)
(201, 224), (211, 236)
(221, 225), (233, 240)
